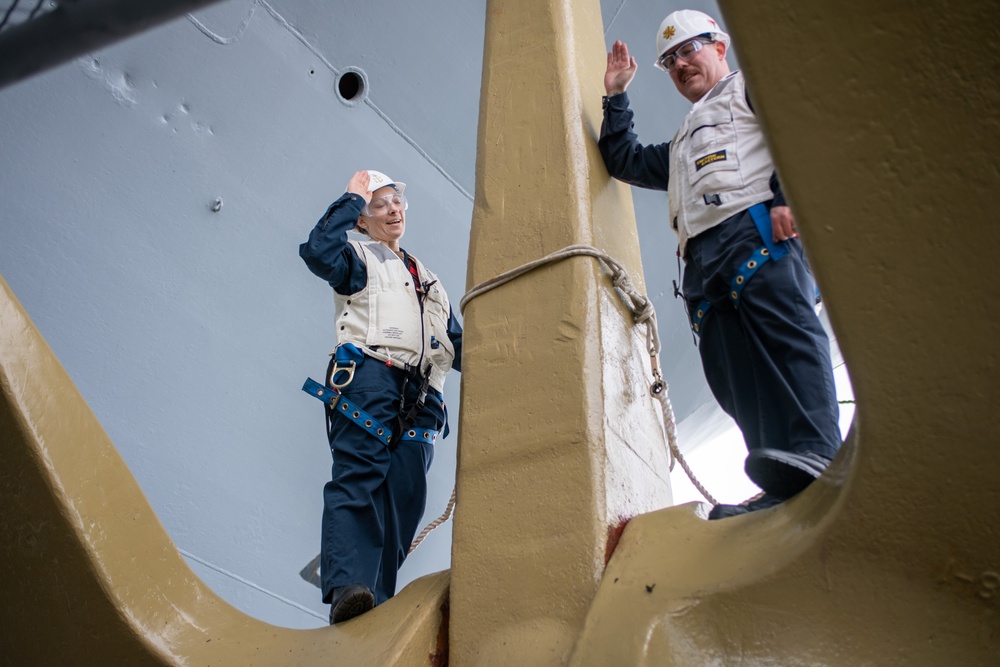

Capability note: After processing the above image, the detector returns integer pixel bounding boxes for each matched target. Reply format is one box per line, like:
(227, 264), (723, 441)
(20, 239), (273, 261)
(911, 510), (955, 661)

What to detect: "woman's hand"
(346, 171), (372, 203)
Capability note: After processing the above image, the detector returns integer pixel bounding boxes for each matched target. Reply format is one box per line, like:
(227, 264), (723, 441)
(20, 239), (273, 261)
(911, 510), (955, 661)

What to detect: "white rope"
(408, 243), (718, 554)
(408, 489), (456, 554)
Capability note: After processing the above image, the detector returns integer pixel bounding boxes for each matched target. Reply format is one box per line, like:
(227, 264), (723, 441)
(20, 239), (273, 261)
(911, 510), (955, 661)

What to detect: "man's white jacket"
(668, 70), (775, 254)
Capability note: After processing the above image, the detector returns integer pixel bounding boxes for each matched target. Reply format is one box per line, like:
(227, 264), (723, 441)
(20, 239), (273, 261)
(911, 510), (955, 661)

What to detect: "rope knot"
(454, 243), (716, 513)
(633, 300), (654, 325)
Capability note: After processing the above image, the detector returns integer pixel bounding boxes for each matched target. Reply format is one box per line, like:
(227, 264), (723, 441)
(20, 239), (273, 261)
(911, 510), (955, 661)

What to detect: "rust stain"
(604, 515), (632, 566)
(428, 596), (450, 666)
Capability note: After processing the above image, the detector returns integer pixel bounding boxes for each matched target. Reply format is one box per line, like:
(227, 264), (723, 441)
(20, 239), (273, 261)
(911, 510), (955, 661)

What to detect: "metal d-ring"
(329, 360), (356, 390)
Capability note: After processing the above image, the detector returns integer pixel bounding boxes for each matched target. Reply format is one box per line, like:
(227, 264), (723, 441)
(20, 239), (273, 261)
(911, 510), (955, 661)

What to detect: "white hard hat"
(355, 170), (407, 233)
(654, 9), (730, 70)
(366, 170), (405, 195)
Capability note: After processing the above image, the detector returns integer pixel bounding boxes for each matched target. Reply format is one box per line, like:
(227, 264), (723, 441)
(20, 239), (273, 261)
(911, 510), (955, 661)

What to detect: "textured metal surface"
(0, 274), (450, 664)
(569, 0), (1000, 664)
(0, 0), (997, 662)
(0, 0), (727, 629)
(0, 0), (480, 627)
(448, 0), (673, 663)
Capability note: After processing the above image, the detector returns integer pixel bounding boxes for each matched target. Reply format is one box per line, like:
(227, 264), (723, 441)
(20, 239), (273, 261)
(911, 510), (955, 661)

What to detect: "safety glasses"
(362, 193), (407, 216)
(655, 38), (714, 73)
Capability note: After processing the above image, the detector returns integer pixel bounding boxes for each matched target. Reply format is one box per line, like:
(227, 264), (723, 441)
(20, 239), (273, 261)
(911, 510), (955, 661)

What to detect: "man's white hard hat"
(654, 9), (730, 69)
(366, 170), (405, 195)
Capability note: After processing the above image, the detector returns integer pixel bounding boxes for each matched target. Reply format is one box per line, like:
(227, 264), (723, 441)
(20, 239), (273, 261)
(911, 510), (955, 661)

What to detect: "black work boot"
(328, 584), (375, 625)
(708, 492), (787, 520)
(744, 448), (832, 498)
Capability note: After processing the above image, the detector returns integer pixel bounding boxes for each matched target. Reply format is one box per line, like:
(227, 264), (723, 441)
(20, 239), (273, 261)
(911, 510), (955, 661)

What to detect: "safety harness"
(688, 202), (789, 335)
(301, 342), (439, 448)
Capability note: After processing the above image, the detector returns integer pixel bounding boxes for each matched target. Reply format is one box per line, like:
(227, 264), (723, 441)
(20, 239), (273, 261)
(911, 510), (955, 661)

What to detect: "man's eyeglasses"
(656, 38), (714, 73)
(362, 193), (407, 216)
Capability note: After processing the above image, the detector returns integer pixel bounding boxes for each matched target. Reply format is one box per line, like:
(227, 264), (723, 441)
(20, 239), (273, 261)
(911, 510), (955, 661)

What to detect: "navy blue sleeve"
(598, 92), (671, 191)
(769, 172), (787, 208)
(299, 193), (368, 295)
(447, 307), (463, 372)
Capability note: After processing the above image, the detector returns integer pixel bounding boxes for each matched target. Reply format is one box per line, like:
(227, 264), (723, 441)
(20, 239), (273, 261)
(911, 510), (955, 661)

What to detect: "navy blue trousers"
(320, 360), (444, 605)
(683, 207), (841, 461)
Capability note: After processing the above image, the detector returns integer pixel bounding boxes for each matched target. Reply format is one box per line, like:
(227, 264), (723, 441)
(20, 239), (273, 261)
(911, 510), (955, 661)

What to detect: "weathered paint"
(568, 0), (1000, 664)
(0, 275), (452, 664)
(448, 0), (673, 663)
(1, 0), (997, 664)
(0, 0), (726, 630)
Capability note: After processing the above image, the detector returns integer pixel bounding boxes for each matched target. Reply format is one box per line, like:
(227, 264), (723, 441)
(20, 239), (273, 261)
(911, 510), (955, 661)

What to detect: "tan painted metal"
(448, 1), (674, 664)
(567, 0), (1000, 664)
(0, 276), (449, 665)
(3, 0), (999, 664)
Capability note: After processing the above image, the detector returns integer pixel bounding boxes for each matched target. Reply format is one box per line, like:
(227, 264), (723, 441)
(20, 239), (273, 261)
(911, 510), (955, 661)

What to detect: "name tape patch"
(695, 150), (727, 171)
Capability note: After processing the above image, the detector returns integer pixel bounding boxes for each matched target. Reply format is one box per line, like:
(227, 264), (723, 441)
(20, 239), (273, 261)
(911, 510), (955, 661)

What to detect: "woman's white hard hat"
(654, 9), (730, 70)
(366, 170), (405, 195)
(355, 170), (407, 233)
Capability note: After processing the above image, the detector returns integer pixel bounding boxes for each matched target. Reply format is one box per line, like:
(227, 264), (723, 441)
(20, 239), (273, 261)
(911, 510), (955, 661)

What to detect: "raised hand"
(346, 171), (372, 203)
(605, 40), (638, 96)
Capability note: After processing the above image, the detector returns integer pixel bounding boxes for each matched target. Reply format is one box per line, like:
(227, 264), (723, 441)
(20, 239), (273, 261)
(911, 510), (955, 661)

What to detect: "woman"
(299, 169), (462, 624)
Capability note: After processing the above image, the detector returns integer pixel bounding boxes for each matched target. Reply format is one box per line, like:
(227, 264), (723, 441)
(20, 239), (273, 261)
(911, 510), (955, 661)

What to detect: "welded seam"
(604, 0), (629, 36)
(362, 99), (474, 201)
(187, 0), (474, 203)
(178, 548), (326, 622)
(186, 0), (258, 45)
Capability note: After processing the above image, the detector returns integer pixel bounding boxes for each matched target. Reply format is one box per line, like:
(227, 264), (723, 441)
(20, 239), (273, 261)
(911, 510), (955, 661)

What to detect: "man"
(599, 9), (841, 519)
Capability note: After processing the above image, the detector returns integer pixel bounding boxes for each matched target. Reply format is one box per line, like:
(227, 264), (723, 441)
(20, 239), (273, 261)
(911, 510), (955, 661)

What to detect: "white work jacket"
(334, 241), (456, 392)
(668, 70), (775, 254)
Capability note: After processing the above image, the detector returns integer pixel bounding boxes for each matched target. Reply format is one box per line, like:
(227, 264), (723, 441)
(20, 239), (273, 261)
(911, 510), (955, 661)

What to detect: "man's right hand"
(604, 40), (638, 96)
(346, 171), (372, 203)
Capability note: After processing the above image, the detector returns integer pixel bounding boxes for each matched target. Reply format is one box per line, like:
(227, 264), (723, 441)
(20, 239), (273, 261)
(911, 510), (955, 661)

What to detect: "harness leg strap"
(729, 246), (773, 309)
(730, 203), (789, 309)
(749, 202), (788, 261)
(397, 427), (438, 446)
(691, 299), (712, 334)
(302, 377), (394, 446)
(689, 203), (792, 334)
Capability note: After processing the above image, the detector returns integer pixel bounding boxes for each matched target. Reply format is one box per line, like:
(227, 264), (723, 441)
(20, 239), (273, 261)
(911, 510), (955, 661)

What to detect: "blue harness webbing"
(397, 427), (438, 446)
(302, 377), (394, 445)
(690, 301), (710, 335)
(751, 203), (789, 260)
(302, 341), (442, 446)
(690, 202), (789, 334)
